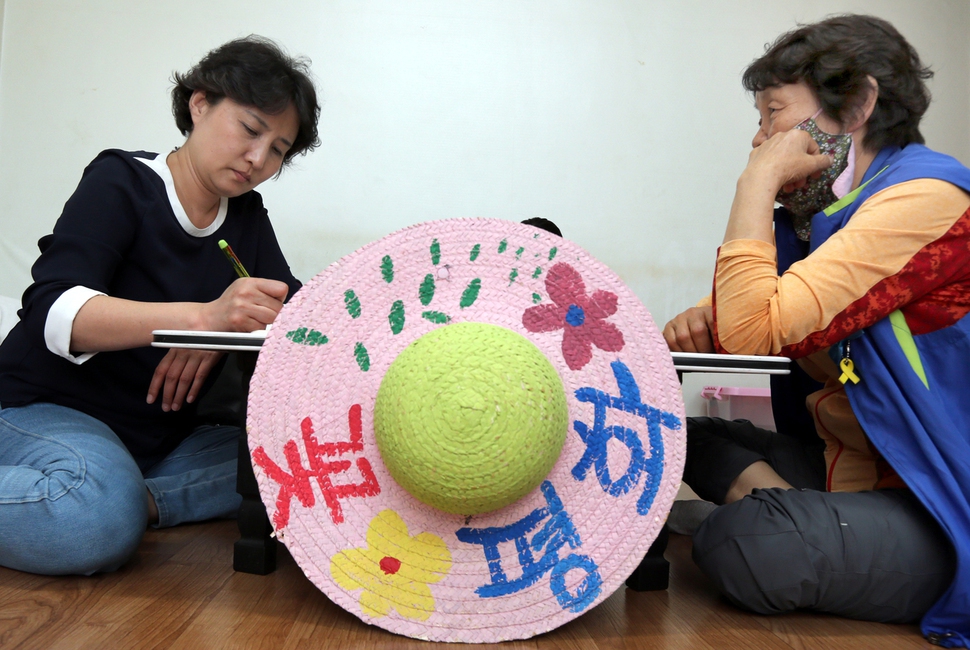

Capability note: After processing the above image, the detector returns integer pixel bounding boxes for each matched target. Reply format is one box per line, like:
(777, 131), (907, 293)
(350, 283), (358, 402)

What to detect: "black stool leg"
(625, 524), (670, 591)
(233, 352), (278, 574)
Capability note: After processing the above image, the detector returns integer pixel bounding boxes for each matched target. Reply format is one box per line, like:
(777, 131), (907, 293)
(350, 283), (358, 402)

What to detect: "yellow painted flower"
(330, 510), (452, 620)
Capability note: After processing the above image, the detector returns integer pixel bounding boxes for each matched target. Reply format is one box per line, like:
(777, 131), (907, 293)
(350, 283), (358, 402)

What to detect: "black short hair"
(742, 14), (932, 151)
(521, 217), (563, 237)
(172, 35), (320, 166)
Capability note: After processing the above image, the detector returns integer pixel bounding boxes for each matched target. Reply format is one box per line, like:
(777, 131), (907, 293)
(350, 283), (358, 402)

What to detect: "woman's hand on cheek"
(201, 277), (290, 332)
(745, 129), (833, 194)
(724, 129), (831, 245)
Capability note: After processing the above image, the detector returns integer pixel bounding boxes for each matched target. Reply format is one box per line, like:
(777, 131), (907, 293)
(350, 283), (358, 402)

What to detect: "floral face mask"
(775, 110), (855, 240)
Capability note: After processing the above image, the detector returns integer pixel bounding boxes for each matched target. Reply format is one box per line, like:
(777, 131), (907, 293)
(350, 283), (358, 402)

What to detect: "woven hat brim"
(248, 218), (685, 643)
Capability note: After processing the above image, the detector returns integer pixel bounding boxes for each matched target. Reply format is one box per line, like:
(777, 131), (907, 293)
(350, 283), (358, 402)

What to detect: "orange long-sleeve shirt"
(712, 179), (970, 491)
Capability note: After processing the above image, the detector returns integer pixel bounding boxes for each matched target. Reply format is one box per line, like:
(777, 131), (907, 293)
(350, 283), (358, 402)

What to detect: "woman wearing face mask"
(663, 15), (970, 645)
(0, 36), (318, 575)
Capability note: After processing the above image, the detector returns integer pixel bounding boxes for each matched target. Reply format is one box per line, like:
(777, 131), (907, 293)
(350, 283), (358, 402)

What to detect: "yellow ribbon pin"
(839, 358), (860, 385)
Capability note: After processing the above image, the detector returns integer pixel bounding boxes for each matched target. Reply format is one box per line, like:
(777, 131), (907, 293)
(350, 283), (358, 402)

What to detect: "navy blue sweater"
(0, 150), (301, 461)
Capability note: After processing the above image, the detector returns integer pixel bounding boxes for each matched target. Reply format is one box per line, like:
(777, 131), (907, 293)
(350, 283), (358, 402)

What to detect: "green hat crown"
(374, 322), (568, 515)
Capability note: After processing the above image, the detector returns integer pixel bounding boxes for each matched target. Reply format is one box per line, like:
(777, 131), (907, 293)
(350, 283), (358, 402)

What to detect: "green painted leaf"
(548, 247), (558, 261)
(419, 273), (435, 306)
(470, 244), (481, 261)
(532, 293), (542, 304)
(509, 268), (519, 285)
(430, 239), (441, 265)
(381, 255), (394, 283)
(532, 267), (542, 279)
(344, 290), (361, 319)
(388, 300), (405, 334)
(354, 342), (370, 371)
(460, 278), (481, 309)
(286, 327), (329, 346)
(422, 311), (451, 324)
(498, 239), (508, 254)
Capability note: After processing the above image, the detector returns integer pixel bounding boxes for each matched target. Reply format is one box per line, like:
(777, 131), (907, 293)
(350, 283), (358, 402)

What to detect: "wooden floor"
(0, 521), (932, 649)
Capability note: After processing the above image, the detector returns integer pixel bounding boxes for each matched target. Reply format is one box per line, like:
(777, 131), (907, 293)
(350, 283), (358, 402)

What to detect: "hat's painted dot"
(379, 556), (402, 575)
(374, 322), (567, 515)
(565, 304), (585, 327)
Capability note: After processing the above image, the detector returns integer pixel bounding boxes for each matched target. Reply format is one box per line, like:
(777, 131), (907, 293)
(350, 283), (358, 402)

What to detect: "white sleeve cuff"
(45, 286), (106, 364)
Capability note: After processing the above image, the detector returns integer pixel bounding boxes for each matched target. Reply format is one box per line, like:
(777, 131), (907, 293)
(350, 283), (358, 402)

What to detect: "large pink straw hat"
(247, 218), (685, 643)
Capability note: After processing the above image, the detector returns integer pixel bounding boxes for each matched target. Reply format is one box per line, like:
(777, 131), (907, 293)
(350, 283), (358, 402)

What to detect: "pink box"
(701, 386), (776, 431)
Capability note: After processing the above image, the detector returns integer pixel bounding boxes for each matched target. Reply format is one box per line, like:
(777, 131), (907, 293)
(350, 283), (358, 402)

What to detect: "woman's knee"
(690, 487), (953, 623)
(0, 406), (149, 574)
(82, 480), (149, 573)
(35, 477), (147, 575)
(2, 464), (148, 575)
(692, 489), (820, 615)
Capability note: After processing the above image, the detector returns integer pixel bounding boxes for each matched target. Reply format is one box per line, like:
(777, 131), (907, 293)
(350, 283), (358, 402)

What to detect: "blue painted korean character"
(456, 481), (603, 612)
(572, 360), (681, 515)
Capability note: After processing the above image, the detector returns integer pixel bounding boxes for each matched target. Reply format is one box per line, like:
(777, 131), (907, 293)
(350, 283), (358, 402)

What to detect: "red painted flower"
(522, 262), (624, 370)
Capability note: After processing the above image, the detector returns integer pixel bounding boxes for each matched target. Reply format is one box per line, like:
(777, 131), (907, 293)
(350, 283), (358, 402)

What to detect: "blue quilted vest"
(775, 144), (970, 647)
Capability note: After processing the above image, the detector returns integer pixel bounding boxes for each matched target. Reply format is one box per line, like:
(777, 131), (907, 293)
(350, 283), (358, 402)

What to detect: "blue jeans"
(0, 403), (242, 575)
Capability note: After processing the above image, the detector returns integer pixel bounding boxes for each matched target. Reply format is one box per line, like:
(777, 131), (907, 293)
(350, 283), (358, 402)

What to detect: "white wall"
(1, 0), (968, 328)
